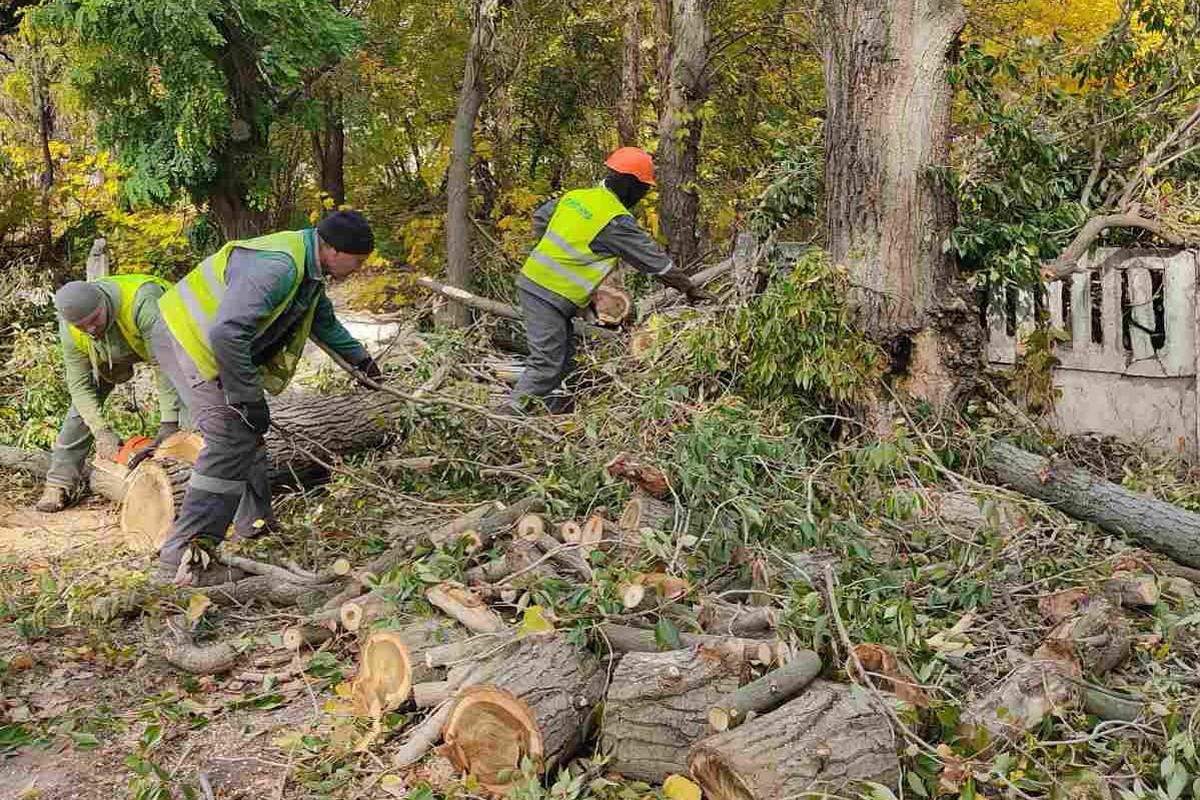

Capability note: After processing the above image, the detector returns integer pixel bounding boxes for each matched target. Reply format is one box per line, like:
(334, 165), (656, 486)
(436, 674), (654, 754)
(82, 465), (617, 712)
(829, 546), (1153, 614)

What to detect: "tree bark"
(656, 0), (710, 272)
(601, 648), (744, 782)
(312, 93), (346, 207)
(618, 0), (643, 147)
(441, 0), (500, 328)
(597, 624), (783, 664)
(984, 440), (1200, 568)
(706, 651), (822, 731)
(442, 636), (605, 791)
(30, 47), (54, 251)
(688, 680), (900, 799)
(819, 0), (974, 404)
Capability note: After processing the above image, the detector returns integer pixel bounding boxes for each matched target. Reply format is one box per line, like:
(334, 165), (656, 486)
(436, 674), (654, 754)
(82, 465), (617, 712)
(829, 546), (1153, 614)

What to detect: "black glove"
(232, 401), (271, 435)
(656, 268), (698, 297)
(127, 421), (182, 470)
(354, 354), (383, 381)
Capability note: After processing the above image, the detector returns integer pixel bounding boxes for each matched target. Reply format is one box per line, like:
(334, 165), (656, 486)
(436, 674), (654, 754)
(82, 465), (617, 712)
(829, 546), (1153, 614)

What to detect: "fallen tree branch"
(416, 276), (619, 340)
(1042, 211), (1195, 279)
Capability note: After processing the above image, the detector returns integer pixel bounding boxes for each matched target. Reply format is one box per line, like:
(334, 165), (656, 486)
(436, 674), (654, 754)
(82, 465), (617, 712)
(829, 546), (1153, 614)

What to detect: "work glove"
(127, 421), (182, 470)
(231, 400), (271, 436)
(93, 428), (121, 462)
(353, 354), (383, 381)
(655, 268), (700, 298)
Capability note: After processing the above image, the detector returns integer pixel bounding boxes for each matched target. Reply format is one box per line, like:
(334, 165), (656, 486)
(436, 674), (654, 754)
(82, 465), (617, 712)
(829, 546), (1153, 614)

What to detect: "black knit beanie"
(317, 210), (375, 254)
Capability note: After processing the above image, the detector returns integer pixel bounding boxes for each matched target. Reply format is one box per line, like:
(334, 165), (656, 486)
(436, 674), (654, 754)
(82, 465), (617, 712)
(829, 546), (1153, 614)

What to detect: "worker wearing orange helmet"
(509, 146), (707, 414)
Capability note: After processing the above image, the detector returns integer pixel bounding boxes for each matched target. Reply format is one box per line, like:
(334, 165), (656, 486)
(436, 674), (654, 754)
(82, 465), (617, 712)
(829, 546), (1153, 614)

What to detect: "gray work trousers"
(45, 384), (115, 490)
(150, 318), (273, 568)
(509, 287), (576, 414)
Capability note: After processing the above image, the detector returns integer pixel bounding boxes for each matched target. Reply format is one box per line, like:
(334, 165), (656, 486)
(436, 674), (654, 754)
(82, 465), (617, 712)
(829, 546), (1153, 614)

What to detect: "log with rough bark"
(689, 679), (900, 798)
(340, 592), (397, 632)
(597, 624), (782, 664)
(163, 617), (239, 675)
(985, 440), (1200, 568)
(601, 647), (744, 782)
(1, 446), (130, 503)
(417, 276), (619, 340)
(442, 636), (606, 792)
(463, 539), (561, 587)
(620, 493), (676, 534)
(1044, 598), (1132, 675)
(517, 529), (593, 582)
(352, 631), (414, 719)
(698, 599), (778, 637)
(187, 575), (341, 609)
(707, 651), (822, 732)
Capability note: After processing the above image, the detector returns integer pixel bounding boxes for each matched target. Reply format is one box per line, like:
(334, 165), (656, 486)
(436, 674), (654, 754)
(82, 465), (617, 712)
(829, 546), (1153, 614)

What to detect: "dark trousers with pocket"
(509, 287), (576, 414)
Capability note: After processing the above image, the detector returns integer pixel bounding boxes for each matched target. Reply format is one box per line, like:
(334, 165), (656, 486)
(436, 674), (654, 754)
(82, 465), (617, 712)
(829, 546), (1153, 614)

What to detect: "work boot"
(229, 516), (280, 543)
(34, 485), (69, 513)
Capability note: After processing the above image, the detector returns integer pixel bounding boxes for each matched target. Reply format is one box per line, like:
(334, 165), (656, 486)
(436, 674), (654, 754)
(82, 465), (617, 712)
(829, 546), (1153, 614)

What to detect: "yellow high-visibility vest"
(67, 274), (170, 361)
(521, 186), (628, 307)
(158, 230), (318, 395)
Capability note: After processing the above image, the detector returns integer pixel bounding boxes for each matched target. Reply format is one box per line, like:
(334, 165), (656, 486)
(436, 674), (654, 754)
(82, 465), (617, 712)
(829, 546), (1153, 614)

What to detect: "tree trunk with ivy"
(656, 0), (710, 273)
(441, 0), (500, 328)
(819, 0), (979, 406)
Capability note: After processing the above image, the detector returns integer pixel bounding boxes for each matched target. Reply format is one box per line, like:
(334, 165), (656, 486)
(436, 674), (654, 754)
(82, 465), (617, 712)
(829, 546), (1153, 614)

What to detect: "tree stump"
(601, 648), (744, 782)
(441, 636), (605, 792)
(688, 680), (900, 799)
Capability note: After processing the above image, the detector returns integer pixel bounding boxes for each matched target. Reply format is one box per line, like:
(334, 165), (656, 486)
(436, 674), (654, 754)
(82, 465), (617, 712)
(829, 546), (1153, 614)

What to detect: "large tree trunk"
(442, 636), (605, 792)
(312, 94), (346, 207)
(985, 441), (1200, 568)
(618, 0), (643, 147)
(441, 0), (500, 328)
(208, 171), (270, 241)
(601, 648), (744, 782)
(819, 0), (975, 405)
(688, 680), (900, 799)
(30, 48), (54, 251)
(655, 0), (710, 272)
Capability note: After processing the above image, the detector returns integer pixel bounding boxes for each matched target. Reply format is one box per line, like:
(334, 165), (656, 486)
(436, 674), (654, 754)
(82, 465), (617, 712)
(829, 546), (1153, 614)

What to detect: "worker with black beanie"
(151, 209), (381, 585)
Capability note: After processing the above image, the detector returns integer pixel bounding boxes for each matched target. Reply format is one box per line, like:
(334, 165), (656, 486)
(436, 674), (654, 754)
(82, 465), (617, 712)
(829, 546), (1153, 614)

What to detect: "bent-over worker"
(508, 146), (707, 414)
(151, 210), (382, 584)
(35, 275), (181, 512)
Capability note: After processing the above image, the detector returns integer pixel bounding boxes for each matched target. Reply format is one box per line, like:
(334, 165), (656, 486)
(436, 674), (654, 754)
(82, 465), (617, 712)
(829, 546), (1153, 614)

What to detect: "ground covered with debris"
(2, 262), (1200, 800)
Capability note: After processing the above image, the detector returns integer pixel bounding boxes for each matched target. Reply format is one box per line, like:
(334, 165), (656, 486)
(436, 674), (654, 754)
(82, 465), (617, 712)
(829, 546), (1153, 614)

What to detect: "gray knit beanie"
(54, 281), (105, 324)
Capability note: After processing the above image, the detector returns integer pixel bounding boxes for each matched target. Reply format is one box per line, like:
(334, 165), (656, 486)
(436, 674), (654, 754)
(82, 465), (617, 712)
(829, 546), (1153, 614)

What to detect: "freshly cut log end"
(425, 583), (505, 633)
(283, 624), (334, 652)
(332, 558), (352, 577)
(581, 515), (604, 548)
(443, 685), (544, 792)
(707, 707), (733, 732)
(620, 583), (646, 610)
(120, 459), (189, 552)
(517, 514), (546, 540)
(155, 430), (205, 463)
(352, 631), (415, 719)
(688, 680), (900, 800)
(592, 285), (634, 326)
(620, 494), (675, 534)
(559, 521), (582, 543)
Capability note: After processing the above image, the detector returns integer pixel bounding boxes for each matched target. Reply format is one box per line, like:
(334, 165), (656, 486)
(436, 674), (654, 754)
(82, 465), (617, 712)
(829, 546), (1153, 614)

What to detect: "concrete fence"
(987, 247), (1200, 454)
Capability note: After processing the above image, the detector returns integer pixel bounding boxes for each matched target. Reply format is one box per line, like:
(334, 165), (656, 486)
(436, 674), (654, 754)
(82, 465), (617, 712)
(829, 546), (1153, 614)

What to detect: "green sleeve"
(311, 293), (368, 362)
(133, 283), (180, 424)
(59, 319), (110, 434)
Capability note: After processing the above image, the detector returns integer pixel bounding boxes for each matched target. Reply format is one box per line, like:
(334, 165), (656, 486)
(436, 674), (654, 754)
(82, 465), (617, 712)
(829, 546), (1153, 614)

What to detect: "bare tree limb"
(1042, 212), (1196, 279)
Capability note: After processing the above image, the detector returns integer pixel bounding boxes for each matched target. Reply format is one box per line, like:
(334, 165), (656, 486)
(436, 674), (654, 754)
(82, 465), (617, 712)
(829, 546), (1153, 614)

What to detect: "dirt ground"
(0, 488), (366, 800)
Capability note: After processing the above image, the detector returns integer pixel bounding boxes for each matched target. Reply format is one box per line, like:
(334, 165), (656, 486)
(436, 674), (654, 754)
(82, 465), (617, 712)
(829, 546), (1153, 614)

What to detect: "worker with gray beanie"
(36, 274), (181, 512)
(151, 210), (380, 585)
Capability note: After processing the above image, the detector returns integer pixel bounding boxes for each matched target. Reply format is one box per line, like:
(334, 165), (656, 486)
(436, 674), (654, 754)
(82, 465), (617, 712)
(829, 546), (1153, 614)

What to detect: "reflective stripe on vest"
(520, 186), (628, 307)
(68, 274), (170, 361)
(158, 230), (311, 394)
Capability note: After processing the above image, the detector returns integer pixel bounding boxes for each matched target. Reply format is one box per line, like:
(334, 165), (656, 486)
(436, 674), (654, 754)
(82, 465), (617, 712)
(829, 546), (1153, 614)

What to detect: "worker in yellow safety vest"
(149, 210), (381, 585)
(508, 146), (707, 414)
(35, 275), (181, 512)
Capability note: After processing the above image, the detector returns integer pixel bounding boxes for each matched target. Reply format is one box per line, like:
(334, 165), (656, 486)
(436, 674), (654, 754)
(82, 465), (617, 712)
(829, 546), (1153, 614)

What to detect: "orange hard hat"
(605, 147), (656, 186)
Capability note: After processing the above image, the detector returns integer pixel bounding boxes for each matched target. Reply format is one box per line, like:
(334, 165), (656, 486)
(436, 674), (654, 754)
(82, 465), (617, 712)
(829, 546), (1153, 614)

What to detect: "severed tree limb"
(162, 617), (239, 675)
(416, 276), (619, 340)
(707, 650), (822, 731)
(392, 662), (488, 768)
(1042, 211), (1196, 279)
(596, 623), (783, 664)
(216, 553), (332, 587)
(424, 583), (505, 633)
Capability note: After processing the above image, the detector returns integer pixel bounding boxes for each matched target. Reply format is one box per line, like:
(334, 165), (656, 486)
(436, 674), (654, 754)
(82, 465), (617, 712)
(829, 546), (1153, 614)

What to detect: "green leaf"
(907, 770), (929, 798)
(654, 618), (683, 650)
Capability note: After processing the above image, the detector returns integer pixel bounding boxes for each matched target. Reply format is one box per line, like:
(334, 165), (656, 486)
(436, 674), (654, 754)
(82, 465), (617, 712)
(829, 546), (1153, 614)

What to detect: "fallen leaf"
(186, 593), (212, 623)
(1037, 588), (1090, 623)
(8, 654), (34, 671)
(848, 643), (930, 708)
(379, 774), (407, 798)
(663, 774), (702, 800)
(517, 605), (555, 638)
(927, 612), (977, 655)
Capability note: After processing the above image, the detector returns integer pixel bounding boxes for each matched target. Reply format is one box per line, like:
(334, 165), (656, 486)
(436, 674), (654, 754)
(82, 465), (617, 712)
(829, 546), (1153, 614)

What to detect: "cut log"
(120, 458), (192, 552)
(597, 624), (781, 664)
(688, 679), (900, 798)
(707, 651), (822, 732)
(417, 276), (619, 340)
(163, 617), (238, 675)
(698, 599), (778, 637)
(607, 452), (671, 499)
(184, 576), (339, 608)
(442, 636), (605, 792)
(413, 680), (453, 709)
(592, 285), (634, 326)
(960, 644), (1082, 741)
(0, 444), (50, 475)
(283, 620), (337, 651)
(155, 430), (205, 463)
(620, 494), (676, 534)
(559, 521), (582, 543)
(425, 583), (505, 633)
(516, 513), (545, 540)
(984, 441), (1200, 568)
(340, 593), (398, 632)
(517, 530), (593, 582)
(424, 631), (519, 670)
(352, 631), (414, 719)
(1044, 598), (1132, 675)
(638, 258), (732, 321)
(601, 648), (744, 782)
(326, 500), (541, 612)
(0, 446), (130, 503)
(1102, 574), (1161, 608)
